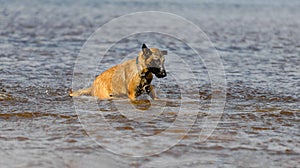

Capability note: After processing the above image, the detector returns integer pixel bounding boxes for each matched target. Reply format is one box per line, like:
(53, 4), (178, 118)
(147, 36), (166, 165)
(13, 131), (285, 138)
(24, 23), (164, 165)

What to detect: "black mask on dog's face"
(142, 43), (167, 78)
(148, 67), (166, 78)
(147, 57), (167, 78)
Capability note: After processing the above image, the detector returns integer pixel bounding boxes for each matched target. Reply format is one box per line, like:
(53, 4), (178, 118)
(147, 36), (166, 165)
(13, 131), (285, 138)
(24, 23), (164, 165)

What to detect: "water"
(1, 0), (300, 167)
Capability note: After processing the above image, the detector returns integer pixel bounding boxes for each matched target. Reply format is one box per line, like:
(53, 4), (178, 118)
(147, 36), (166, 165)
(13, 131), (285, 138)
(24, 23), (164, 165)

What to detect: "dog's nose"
(160, 70), (167, 77)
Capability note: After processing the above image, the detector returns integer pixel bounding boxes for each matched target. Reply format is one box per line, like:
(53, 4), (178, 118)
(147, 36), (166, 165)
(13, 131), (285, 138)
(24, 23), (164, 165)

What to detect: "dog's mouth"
(148, 67), (167, 78)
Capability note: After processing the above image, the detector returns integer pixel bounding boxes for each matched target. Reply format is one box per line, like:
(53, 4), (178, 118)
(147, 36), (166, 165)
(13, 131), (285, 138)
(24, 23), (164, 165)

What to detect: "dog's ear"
(161, 50), (167, 55)
(142, 43), (151, 58)
(142, 43), (148, 49)
(142, 43), (149, 53)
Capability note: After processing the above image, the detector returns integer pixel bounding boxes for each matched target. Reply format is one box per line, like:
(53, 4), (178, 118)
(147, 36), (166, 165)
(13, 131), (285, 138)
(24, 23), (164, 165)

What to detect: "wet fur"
(70, 44), (167, 101)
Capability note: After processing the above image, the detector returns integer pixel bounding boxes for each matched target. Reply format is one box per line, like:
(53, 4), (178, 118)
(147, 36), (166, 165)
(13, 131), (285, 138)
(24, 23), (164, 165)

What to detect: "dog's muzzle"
(155, 69), (167, 78)
(148, 67), (167, 78)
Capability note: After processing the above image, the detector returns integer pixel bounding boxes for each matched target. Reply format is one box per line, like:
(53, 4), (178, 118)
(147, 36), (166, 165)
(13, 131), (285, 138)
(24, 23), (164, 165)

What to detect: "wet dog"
(70, 44), (167, 100)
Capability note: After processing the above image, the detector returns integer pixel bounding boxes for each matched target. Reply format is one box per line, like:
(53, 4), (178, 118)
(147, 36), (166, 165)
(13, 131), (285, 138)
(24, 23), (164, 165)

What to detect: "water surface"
(1, 0), (300, 167)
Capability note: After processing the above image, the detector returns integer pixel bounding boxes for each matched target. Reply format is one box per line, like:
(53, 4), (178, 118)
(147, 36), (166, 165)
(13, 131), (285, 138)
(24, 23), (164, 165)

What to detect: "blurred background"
(0, 0), (299, 167)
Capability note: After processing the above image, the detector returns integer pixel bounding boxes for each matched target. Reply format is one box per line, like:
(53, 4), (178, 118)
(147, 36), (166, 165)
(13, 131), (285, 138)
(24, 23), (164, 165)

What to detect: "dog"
(70, 44), (167, 101)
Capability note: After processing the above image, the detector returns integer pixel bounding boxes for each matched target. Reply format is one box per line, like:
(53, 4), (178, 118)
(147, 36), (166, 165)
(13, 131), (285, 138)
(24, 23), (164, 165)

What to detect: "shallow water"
(1, 0), (300, 167)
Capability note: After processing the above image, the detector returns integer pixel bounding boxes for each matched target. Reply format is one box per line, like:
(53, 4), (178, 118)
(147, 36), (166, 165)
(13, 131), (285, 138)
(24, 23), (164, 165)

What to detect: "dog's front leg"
(127, 80), (138, 101)
(127, 90), (137, 101)
(145, 85), (156, 100)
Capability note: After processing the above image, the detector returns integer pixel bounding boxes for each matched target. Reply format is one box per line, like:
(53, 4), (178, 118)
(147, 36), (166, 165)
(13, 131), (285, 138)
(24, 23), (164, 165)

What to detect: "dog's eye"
(146, 50), (152, 55)
(154, 60), (162, 66)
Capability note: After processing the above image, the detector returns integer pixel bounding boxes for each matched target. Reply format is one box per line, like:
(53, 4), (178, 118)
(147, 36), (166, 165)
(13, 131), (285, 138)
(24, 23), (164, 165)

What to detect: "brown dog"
(70, 44), (167, 100)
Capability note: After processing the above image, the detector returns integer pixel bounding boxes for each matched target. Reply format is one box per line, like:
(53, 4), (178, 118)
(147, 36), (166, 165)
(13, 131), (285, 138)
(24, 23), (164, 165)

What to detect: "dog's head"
(141, 44), (167, 78)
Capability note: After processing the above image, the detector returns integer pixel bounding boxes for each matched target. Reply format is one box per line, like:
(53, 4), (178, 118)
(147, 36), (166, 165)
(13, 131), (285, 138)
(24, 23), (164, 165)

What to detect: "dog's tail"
(69, 87), (92, 97)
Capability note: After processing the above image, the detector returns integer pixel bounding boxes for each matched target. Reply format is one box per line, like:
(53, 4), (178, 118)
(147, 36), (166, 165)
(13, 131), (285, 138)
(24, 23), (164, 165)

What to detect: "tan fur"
(70, 45), (167, 101)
